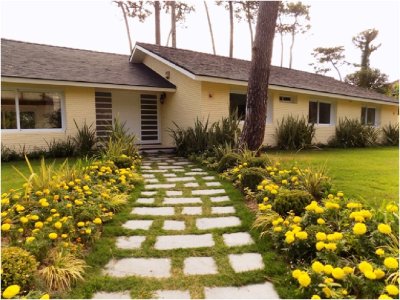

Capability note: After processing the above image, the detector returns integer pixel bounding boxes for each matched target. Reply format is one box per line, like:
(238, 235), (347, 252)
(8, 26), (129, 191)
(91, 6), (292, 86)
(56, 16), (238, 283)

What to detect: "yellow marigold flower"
(378, 223), (391, 234)
(353, 222), (367, 235)
(285, 233), (295, 244)
(332, 267), (346, 280)
(317, 218), (325, 225)
(273, 226), (282, 232)
(18, 228), (23, 233)
(323, 287), (332, 298)
(1, 198), (10, 205)
(46, 217), (53, 222)
(327, 194), (334, 199)
(293, 216), (301, 223)
(333, 232), (343, 240)
(16, 204), (25, 212)
(271, 189), (278, 195)
(66, 203), (72, 208)
(311, 295), (321, 299)
(30, 215), (39, 221)
(386, 285), (399, 296)
(93, 218), (102, 225)
(358, 261), (373, 273)
(315, 232), (327, 241)
(364, 270), (376, 280)
(327, 234), (335, 241)
(282, 179), (288, 185)
(54, 222), (62, 229)
(325, 201), (340, 209)
(360, 209), (372, 219)
(386, 204), (398, 213)
(61, 234), (68, 239)
(337, 192), (344, 197)
(311, 261), (324, 273)
(292, 269), (302, 279)
(2, 285), (21, 299)
(263, 197), (269, 202)
(77, 222), (85, 227)
(347, 202), (362, 209)
(1, 224), (11, 231)
(376, 248), (385, 256)
(378, 294), (393, 300)
(295, 231), (308, 240)
(75, 200), (83, 206)
(374, 268), (385, 279)
(48, 233), (58, 240)
(343, 267), (354, 274)
(85, 228), (92, 234)
(316, 241), (325, 251)
(384, 257), (398, 269)
(50, 209), (57, 213)
(26, 236), (35, 243)
(324, 278), (334, 284)
(315, 207), (324, 214)
(323, 264), (333, 275)
(298, 273), (311, 287)
(325, 243), (337, 251)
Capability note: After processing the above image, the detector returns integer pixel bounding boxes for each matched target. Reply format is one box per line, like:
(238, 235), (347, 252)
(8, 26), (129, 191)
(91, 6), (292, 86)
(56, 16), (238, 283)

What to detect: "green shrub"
(329, 118), (379, 148)
(1, 145), (22, 162)
(1, 247), (39, 292)
(217, 152), (241, 173)
(113, 155), (134, 168)
(106, 117), (139, 158)
(45, 137), (76, 158)
(297, 166), (331, 200)
(272, 189), (313, 216)
(169, 115), (240, 156)
(73, 120), (97, 156)
(240, 167), (269, 191)
(382, 122), (399, 146)
(275, 115), (315, 150)
(246, 156), (271, 168)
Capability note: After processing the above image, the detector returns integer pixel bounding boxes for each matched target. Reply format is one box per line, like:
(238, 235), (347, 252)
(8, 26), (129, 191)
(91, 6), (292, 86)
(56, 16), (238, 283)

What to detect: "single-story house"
(1, 39), (398, 151)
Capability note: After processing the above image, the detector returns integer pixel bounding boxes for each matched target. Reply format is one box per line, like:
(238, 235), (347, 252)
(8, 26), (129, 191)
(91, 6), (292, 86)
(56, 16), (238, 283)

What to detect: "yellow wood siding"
(2, 82), (95, 151)
(143, 56), (201, 147)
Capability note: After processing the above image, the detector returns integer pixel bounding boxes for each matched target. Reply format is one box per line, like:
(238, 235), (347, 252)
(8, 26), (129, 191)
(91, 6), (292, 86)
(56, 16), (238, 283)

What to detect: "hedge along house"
(1, 39), (398, 152)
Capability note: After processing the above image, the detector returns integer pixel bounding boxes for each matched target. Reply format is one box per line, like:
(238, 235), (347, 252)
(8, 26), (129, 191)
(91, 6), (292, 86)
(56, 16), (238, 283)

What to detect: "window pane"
(1, 90), (17, 129)
(361, 107), (367, 125)
(19, 92), (62, 129)
(308, 101), (318, 123)
(230, 93), (247, 121)
(367, 108), (375, 125)
(319, 102), (331, 124)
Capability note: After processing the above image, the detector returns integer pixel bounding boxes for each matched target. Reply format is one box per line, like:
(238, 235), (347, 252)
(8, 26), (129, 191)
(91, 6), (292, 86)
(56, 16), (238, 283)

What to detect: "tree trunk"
(289, 30), (295, 69)
(171, 1), (177, 48)
(166, 28), (172, 46)
(280, 31), (284, 67)
(204, 1), (216, 55)
(118, 2), (133, 53)
(332, 62), (342, 81)
(238, 1), (279, 151)
(155, 1), (161, 45)
(229, 1), (234, 58)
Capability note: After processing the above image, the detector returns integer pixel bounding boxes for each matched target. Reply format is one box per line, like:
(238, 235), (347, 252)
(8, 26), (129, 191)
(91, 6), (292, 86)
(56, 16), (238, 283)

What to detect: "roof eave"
(1, 76), (176, 92)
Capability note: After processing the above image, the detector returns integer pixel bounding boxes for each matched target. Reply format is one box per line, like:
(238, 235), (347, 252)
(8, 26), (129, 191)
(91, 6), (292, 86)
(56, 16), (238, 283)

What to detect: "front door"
(140, 94), (159, 143)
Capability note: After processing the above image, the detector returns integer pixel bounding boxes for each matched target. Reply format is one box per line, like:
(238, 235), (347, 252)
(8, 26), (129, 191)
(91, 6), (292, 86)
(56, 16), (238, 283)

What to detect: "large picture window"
(229, 92), (273, 123)
(361, 107), (377, 125)
(309, 101), (332, 125)
(1, 90), (63, 130)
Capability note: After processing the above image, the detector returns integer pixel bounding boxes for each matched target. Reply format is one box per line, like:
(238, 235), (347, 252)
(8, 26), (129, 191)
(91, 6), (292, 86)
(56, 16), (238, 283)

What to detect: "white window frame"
(230, 90), (273, 124)
(1, 88), (66, 132)
(309, 100), (335, 126)
(361, 105), (380, 127)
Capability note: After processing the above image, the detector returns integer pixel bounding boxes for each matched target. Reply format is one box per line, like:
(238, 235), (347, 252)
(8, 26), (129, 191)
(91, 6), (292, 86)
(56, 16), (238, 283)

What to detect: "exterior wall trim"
(1, 77), (176, 92)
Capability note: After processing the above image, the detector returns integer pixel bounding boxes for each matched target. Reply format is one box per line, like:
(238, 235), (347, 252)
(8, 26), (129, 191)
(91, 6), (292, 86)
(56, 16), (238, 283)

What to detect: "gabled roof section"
(134, 42), (397, 104)
(1, 39), (175, 90)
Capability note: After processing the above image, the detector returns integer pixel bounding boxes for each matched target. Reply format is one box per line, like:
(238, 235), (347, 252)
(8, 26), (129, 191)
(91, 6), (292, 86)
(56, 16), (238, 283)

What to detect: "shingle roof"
(1, 39), (175, 89)
(136, 42), (397, 104)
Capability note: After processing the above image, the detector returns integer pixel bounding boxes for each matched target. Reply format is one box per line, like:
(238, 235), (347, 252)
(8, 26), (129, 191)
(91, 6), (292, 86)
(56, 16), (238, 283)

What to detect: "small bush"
(1, 247), (39, 292)
(113, 155), (134, 168)
(382, 122), (399, 146)
(73, 120), (97, 156)
(45, 137), (76, 158)
(272, 189), (313, 216)
(275, 115), (315, 150)
(1, 145), (21, 162)
(246, 156), (271, 168)
(329, 118), (379, 148)
(104, 117), (139, 158)
(217, 152), (241, 173)
(240, 167), (269, 191)
(297, 166), (331, 200)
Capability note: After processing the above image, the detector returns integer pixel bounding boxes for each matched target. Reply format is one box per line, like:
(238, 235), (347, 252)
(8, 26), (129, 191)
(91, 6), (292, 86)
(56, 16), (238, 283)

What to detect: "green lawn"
(264, 147), (399, 207)
(1, 158), (76, 192)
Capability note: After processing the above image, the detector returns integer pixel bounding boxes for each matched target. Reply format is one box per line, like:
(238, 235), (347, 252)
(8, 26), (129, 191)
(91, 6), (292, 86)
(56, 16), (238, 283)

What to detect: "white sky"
(1, 0), (399, 81)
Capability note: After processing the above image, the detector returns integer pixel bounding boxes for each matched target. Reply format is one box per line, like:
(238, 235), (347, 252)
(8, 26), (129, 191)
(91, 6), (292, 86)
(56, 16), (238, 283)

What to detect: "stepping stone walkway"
(96, 155), (279, 299)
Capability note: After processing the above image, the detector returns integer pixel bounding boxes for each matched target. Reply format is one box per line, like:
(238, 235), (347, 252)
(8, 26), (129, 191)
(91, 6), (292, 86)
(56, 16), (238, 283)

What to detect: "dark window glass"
(230, 93), (247, 121)
(367, 108), (376, 125)
(19, 92), (62, 129)
(319, 103), (331, 124)
(308, 101), (318, 123)
(361, 107), (367, 125)
(1, 91), (17, 129)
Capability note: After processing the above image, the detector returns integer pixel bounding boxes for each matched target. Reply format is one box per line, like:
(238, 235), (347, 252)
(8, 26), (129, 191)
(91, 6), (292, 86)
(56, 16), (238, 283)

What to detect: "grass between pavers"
(265, 147), (399, 207)
(67, 161), (300, 299)
(1, 157), (77, 192)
